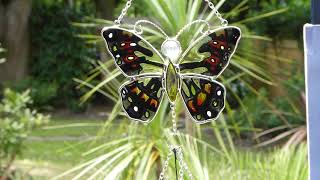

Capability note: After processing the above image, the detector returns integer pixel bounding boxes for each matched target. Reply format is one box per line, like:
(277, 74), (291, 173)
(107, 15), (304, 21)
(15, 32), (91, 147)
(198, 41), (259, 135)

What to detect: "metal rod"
(311, 0), (320, 24)
(304, 24), (320, 180)
(173, 148), (178, 180)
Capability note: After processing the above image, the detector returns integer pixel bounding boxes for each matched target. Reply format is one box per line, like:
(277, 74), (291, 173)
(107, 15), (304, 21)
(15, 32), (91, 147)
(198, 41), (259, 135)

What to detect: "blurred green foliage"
(249, 0), (309, 40)
(21, 1), (95, 111)
(18, 118), (307, 179)
(6, 77), (59, 110)
(0, 89), (50, 178)
(231, 68), (305, 131)
(119, 0), (310, 40)
(226, 0), (310, 40)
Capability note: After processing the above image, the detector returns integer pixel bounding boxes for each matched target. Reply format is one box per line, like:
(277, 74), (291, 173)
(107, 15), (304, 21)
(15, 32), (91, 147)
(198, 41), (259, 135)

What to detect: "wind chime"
(101, 0), (241, 179)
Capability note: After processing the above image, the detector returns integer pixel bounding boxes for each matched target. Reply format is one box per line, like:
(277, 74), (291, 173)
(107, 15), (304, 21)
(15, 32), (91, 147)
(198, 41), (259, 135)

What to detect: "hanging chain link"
(176, 146), (193, 180)
(204, 0), (228, 26)
(159, 145), (194, 180)
(170, 103), (178, 135)
(159, 149), (173, 180)
(114, 0), (134, 24)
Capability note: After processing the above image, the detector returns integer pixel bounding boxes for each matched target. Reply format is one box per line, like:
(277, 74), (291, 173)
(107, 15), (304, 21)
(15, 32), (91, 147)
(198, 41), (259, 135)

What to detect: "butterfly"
(101, 25), (241, 124)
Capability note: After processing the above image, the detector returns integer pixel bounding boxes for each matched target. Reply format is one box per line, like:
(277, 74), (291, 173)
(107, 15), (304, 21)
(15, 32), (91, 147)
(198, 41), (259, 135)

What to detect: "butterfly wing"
(120, 77), (164, 123)
(178, 26), (240, 123)
(102, 27), (166, 122)
(179, 26), (241, 78)
(102, 27), (165, 77)
(180, 76), (225, 123)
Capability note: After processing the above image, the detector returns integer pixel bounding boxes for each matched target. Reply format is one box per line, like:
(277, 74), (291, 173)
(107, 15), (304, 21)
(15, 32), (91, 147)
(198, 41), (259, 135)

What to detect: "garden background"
(0, 0), (309, 179)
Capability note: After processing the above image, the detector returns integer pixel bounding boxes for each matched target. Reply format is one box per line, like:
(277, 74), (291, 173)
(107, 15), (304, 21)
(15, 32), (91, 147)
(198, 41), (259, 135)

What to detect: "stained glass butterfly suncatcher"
(102, 25), (241, 124)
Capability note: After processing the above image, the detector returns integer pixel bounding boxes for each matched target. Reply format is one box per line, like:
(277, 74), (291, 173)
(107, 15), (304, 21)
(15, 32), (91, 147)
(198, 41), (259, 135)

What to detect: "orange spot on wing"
(141, 93), (150, 102)
(150, 99), (158, 108)
(197, 92), (207, 106)
(131, 87), (141, 95)
(204, 83), (212, 94)
(187, 100), (197, 112)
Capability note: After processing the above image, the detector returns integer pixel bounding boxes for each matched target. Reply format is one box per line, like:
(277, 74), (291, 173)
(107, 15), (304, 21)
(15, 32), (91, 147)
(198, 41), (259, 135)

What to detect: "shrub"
(5, 78), (58, 110)
(230, 70), (305, 132)
(248, 0), (310, 40)
(27, 2), (95, 110)
(0, 89), (50, 178)
(223, 0), (309, 40)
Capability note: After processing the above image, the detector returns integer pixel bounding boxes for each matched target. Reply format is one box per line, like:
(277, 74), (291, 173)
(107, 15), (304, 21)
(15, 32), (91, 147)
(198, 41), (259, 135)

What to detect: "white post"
(304, 24), (320, 180)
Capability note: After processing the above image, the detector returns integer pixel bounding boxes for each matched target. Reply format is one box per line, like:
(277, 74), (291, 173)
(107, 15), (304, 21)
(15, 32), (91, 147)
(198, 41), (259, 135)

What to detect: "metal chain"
(114, 0), (134, 24)
(170, 103), (178, 135)
(177, 146), (193, 180)
(159, 149), (173, 180)
(204, 0), (228, 26)
(159, 145), (194, 180)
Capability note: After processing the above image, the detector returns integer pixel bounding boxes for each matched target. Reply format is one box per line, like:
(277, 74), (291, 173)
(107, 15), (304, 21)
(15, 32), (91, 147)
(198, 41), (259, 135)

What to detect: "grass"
(23, 141), (92, 166)
(30, 118), (104, 137)
(17, 118), (106, 179)
(21, 118), (129, 165)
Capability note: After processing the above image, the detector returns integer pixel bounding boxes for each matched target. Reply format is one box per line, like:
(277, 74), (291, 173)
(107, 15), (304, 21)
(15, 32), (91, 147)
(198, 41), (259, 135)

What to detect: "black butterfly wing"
(180, 76), (225, 123)
(120, 77), (164, 123)
(102, 27), (165, 77)
(179, 26), (241, 78)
